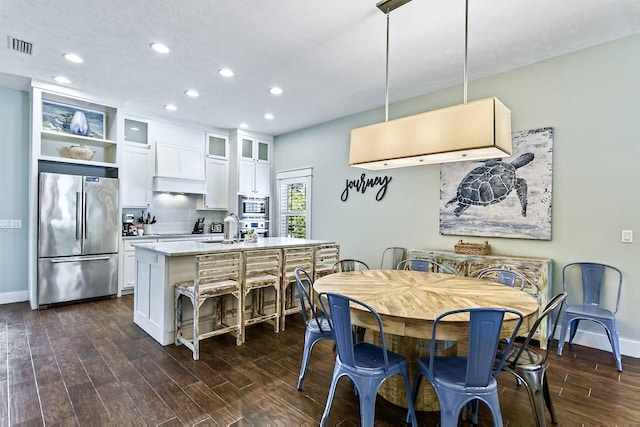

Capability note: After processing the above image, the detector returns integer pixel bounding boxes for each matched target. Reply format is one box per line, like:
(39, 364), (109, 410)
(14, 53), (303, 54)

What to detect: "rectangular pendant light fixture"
(349, 97), (511, 170)
(349, 0), (513, 170)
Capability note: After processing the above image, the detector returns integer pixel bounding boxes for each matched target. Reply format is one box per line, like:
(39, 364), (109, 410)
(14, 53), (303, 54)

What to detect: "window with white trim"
(276, 168), (312, 239)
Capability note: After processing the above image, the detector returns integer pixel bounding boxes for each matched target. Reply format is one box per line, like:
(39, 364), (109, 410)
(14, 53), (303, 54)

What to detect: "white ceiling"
(1, 0), (639, 136)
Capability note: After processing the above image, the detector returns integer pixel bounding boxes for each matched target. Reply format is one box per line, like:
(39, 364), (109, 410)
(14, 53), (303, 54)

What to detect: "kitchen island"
(132, 237), (337, 345)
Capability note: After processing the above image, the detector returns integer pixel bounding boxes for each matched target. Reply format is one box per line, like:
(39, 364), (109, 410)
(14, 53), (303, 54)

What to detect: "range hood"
(153, 141), (205, 194)
(153, 177), (205, 194)
(349, 97), (511, 170)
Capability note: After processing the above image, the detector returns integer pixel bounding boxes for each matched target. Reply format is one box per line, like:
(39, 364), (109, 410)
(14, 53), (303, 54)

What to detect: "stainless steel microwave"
(238, 195), (269, 219)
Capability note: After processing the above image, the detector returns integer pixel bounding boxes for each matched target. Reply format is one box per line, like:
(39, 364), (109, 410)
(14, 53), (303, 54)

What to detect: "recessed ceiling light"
(150, 42), (170, 53)
(269, 86), (283, 95)
(185, 89), (199, 97)
(130, 127), (140, 131)
(218, 68), (234, 77)
(63, 53), (83, 63)
(164, 104), (177, 111)
(53, 76), (71, 84)
(239, 122), (249, 129)
(264, 113), (274, 120)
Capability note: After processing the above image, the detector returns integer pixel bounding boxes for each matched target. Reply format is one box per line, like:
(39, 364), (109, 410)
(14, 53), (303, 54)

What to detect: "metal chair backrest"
(510, 292), (567, 367)
(397, 258), (457, 274)
(320, 292), (391, 370)
(294, 268), (329, 332)
(380, 247), (407, 270)
(477, 268), (528, 291)
(430, 307), (524, 386)
(332, 259), (369, 273)
(562, 262), (622, 313)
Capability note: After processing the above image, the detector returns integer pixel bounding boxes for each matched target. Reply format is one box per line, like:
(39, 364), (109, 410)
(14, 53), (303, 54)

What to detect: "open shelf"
(35, 88), (120, 168)
(38, 155), (118, 169)
(41, 130), (116, 147)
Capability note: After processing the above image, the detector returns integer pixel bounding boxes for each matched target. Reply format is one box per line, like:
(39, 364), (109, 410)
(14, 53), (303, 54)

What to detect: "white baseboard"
(0, 290), (29, 305)
(555, 329), (640, 359)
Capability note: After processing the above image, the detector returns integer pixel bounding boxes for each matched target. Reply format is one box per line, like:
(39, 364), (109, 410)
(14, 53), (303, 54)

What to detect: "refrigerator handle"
(50, 255), (112, 263)
(83, 192), (88, 239)
(75, 192), (81, 240)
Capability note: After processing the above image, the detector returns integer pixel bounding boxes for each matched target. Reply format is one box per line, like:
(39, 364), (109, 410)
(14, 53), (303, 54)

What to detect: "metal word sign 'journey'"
(341, 173), (392, 202)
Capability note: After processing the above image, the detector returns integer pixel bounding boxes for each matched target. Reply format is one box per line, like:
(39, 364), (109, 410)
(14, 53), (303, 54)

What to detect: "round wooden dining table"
(313, 269), (539, 411)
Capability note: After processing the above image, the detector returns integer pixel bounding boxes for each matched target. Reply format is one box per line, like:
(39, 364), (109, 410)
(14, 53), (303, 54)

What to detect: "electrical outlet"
(0, 219), (9, 229)
(621, 229), (633, 243)
(9, 219), (22, 229)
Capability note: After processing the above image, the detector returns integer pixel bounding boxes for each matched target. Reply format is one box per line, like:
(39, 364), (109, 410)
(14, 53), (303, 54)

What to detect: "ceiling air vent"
(8, 36), (33, 55)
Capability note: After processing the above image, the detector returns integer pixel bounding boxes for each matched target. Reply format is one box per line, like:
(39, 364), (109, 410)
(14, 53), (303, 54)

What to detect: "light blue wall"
(273, 35), (640, 355)
(0, 87), (29, 299)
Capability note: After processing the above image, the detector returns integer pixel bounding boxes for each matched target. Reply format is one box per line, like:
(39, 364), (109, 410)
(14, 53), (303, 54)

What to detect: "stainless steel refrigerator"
(38, 172), (120, 306)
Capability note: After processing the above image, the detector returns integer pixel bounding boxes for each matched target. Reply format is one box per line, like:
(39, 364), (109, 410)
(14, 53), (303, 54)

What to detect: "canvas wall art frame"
(439, 127), (553, 240)
(42, 100), (105, 139)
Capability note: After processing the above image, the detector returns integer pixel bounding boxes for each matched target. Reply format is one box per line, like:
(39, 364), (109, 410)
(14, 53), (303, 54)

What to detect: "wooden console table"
(408, 249), (552, 348)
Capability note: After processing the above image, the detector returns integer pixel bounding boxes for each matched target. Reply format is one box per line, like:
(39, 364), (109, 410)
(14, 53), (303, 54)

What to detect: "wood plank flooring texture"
(1, 295), (638, 426)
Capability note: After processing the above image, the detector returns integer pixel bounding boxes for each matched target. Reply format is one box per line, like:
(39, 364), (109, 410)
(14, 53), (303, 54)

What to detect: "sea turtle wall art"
(439, 127), (553, 240)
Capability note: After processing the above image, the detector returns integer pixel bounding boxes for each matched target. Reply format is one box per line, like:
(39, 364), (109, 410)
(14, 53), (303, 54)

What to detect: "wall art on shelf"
(42, 100), (105, 139)
(439, 127), (553, 240)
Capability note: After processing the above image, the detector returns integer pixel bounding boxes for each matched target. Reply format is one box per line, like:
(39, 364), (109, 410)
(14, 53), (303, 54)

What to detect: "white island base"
(133, 237), (336, 345)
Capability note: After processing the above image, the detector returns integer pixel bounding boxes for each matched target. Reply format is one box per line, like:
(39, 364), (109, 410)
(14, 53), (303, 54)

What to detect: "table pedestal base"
(372, 332), (456, 412)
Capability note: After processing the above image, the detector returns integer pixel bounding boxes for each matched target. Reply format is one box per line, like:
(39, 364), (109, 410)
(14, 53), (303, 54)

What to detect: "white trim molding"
(555, 329), (640, 359)
(0, 290), (30, 305)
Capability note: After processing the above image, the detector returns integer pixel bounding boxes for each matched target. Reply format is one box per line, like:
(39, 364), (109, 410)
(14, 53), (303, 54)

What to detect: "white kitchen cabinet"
(124, 118), (148, 144)
(121, 117), (152, 207)
(198, 132), (229, 210)
(239, 159), (272, 195)
(120, 238), (156, 295)
(254, 161), (271, 195)
(207, 133), (228, 159)
(240, 137), (270, 162)
(238, 159), (255, 195)
(237, 136), (272, 196)
(198, 158), (229, 210)
(121, 143), (152, 207)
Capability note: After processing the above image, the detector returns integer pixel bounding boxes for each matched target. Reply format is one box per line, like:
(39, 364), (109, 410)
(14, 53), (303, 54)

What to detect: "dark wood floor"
(1, 295), (638, 426)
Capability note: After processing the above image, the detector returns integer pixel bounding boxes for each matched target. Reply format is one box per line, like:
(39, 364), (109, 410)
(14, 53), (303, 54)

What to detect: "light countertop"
(122, 233), (225, 241)
(131, 237), (335, 256)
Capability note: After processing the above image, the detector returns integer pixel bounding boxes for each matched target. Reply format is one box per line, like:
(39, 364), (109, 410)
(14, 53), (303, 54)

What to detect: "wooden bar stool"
(174, 252), (243, 360)
(313, 243), (340, 280)
(242, 249), (282, 340)
(281, 246), (314, 331)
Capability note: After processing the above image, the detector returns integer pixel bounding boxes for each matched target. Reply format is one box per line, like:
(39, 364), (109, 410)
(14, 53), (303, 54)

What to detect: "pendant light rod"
(463, 0), (469, 104)
(377, 0), (412, 122)
(385, 10), (390, 122)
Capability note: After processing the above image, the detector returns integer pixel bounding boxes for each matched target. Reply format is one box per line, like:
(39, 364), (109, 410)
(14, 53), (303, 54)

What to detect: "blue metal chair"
(397, 258), (457, 274)
(331, 259), (369, 344)
(409, 307), (524, 427)
(477, 267), (528, 290)
(318, 292), (417, 427)
(294, 268), (333, 390)
(557, 262), (623, 371)
(499, 292), (568, 426)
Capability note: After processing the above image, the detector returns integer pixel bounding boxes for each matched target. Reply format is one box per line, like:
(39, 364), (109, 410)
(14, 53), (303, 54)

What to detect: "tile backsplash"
(123, 193), (226, 234)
